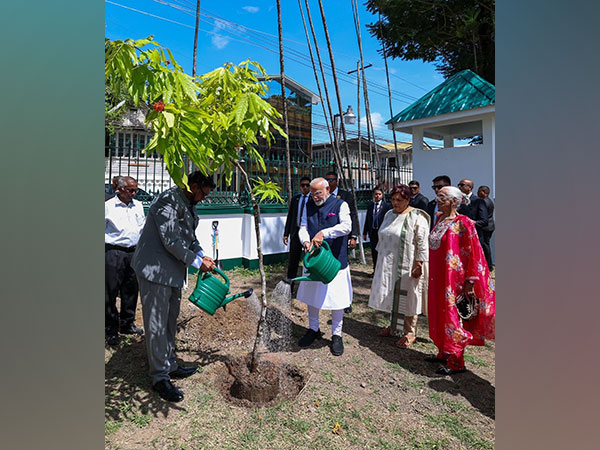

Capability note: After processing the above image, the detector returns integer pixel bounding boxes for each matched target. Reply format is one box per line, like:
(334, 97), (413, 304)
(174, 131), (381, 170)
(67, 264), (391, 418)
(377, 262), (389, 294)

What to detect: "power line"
(108, 0), (420, 103)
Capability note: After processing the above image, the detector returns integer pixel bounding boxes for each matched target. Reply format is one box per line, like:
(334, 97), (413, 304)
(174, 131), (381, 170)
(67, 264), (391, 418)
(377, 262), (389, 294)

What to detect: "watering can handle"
(304, 240), (331, 265)
(201, 266), (230, 289)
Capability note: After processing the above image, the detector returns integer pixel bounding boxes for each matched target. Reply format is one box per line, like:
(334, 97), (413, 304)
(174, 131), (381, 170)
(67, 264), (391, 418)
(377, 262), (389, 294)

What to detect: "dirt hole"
(217, 354), (306, 407)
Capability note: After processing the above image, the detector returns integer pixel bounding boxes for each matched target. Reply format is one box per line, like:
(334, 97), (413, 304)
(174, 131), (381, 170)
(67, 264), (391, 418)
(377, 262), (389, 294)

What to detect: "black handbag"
(456, 293), (480, 321)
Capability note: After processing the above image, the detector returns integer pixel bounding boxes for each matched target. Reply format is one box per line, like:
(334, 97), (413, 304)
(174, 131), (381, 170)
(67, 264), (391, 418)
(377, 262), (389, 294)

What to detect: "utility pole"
(192, 0), (201, 77)
(348, 63), (372, 188)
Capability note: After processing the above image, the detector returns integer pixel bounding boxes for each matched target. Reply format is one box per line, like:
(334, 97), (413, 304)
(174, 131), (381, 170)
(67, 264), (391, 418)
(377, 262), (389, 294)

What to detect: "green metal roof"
(388, 70), (495, 124)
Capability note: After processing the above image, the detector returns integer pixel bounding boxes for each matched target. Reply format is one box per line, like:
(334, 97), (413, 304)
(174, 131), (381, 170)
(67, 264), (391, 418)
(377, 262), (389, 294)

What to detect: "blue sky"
(105, 0), (444, 145)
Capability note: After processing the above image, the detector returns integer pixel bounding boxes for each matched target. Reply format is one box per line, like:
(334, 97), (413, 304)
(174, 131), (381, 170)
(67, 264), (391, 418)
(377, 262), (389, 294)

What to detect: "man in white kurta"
(296, 177), (352, 356)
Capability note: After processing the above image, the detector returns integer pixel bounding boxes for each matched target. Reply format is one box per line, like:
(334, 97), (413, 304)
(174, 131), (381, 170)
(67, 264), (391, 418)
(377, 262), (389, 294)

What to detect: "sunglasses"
(123, 188), (138, 194)
(325, 178), (336, 182)
(409, 186), (418, 190)
(432, 185), (446, 190)
(300, 183), (310, 187)
(457, 183), (467, 187)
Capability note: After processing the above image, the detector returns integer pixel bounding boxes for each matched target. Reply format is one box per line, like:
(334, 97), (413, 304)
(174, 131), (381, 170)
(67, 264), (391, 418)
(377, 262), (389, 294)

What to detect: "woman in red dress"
(426, 186), (495, 375)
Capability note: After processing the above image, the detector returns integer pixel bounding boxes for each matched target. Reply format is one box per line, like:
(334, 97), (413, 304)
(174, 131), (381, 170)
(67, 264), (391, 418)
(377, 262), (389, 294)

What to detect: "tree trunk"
(277, 0), (293, 202)
(234, 160), (267, 372)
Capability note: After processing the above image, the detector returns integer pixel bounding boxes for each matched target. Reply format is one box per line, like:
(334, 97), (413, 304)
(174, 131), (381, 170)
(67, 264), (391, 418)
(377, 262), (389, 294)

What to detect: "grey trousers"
(137, 276), (182, 384)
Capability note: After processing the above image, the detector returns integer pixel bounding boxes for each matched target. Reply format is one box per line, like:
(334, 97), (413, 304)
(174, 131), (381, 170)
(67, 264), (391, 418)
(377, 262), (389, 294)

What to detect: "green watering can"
(283, 240), (341, 285)
(189, 267), (253, 315)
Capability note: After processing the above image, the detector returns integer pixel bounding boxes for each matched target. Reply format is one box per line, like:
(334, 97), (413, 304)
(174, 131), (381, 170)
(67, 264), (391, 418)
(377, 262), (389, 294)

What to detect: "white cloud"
(359, 112), (386, 131)
(211, 20), (231, 49)
(211, 33), (230, 50)
(242, 6), (259, 13)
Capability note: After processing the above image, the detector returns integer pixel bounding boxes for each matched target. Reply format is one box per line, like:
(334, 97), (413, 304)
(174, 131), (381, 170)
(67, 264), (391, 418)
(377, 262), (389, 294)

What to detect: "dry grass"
(105, 258), (495, 449)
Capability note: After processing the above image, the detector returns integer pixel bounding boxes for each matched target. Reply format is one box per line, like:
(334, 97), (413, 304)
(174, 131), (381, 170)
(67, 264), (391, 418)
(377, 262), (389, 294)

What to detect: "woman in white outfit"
(368, 184), (430, 348)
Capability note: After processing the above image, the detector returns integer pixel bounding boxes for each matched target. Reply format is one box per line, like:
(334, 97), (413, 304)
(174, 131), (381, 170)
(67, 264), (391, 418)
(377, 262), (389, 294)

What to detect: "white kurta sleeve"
(414, 215), (429, 262)
(322, 201), (352, 239)
(298, 206), (310, 245)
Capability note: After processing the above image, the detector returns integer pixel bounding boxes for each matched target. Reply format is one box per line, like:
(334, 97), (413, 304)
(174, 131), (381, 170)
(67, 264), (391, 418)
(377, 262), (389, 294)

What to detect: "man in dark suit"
(457, 179), (489, 235)
(426, 175), (452, 230)
(283, 176), (311, 279)
(325, 171), (360, 313)
(477, 185), (495, 270)
(408, 180), (429, 211)
(362, 187), (392, 274)
(325, 171), (360, 248)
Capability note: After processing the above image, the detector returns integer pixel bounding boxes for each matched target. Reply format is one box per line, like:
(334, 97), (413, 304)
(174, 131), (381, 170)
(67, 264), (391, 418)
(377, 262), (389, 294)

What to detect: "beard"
(313, 197), (326, 206)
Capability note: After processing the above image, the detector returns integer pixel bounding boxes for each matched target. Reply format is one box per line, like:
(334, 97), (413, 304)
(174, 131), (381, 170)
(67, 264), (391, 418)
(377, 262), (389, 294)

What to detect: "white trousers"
(308, 305), (344, 336)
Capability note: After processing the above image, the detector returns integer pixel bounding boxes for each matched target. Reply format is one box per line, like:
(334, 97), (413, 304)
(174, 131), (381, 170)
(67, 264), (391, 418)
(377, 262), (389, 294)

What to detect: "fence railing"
(105, 144), (412, 208)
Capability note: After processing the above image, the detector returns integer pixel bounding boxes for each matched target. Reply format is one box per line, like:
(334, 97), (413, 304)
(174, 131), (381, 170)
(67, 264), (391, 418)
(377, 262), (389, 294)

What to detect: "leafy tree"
(105, 36), (287, 370)
(365, 0), (495, 84)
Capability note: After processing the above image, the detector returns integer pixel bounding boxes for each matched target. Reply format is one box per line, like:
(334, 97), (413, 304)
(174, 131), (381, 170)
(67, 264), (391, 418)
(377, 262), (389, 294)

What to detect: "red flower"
(153, 101), (165, 112)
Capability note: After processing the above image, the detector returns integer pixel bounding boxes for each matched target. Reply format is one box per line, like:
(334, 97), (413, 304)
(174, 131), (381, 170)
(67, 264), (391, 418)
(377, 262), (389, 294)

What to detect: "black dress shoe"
(344, 305), (353, 314)
(330, 335), (344, 356)
(169, 366), (197, 379)
(298, 328), (323, 347)
(436, 366), (467, 375)
(152, 379), (184, 402)
(120, 325), (144, 335)
(106, 335), (120, 346)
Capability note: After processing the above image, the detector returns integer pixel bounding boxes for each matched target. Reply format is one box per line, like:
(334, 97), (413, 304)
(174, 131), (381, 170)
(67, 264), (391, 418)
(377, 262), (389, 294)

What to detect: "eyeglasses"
(432, 185), (445, 190)
(409, 186), (418, 190)
(300, 183), (310, 187)
(325, 178), (336, 182)
(123, 188), (138, 194)
(457, 183), (467, 187)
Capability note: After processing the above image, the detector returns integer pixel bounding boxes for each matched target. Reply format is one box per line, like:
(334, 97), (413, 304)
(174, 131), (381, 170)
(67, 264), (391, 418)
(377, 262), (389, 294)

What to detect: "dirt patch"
(106, 260), (495, 449)
(215, 354), (306, 407)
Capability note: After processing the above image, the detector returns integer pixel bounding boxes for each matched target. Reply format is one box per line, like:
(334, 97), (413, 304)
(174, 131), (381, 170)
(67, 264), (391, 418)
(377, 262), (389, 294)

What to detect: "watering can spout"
(221, 288), (254, 308)
(284, 275), (313, 284)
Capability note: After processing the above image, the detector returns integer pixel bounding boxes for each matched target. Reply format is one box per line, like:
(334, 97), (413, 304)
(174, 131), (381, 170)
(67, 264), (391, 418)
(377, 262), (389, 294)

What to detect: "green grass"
(130, 412), (152, 428)
(105, 419), (122, 435)
(464, 353), (488, 367)
(429, 392), (468, 413)
(426, 413), (493, 449)
(384, 361), (405, 373)
(225, 261), (288, 278)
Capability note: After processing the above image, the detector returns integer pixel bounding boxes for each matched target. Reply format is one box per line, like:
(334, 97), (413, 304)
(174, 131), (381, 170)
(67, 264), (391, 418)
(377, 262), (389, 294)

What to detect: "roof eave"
(388, 105), (495, 133)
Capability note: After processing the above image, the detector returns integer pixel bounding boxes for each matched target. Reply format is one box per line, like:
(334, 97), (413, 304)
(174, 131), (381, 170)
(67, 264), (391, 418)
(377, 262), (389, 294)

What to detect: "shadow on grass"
(105, 338), (228, 422)
(341, 316), (495, 420)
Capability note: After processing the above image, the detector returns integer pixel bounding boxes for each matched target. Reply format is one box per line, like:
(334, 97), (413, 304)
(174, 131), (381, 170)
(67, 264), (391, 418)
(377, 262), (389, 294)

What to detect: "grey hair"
(116, 176), (136, 189)
(310, 177), (328, 190)
(443, 186), (470, 206)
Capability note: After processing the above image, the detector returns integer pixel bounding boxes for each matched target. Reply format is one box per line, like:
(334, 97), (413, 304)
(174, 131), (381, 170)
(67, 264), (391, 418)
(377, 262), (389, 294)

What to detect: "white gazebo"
(387, 70), (495, 196)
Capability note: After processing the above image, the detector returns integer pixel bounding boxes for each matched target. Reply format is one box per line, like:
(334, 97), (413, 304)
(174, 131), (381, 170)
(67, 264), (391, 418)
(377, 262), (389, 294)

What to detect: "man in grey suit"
(132, 171), (216, 402)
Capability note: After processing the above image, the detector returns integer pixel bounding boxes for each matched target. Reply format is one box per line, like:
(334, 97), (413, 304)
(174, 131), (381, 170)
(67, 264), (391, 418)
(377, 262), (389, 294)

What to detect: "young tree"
(106, 36), (287, 370)
(365, 0), (495, 83)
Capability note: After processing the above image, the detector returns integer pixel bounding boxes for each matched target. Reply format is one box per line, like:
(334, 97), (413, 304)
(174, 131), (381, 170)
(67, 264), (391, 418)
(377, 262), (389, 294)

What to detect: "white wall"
(411, 115), (495, 198)
(194, 208), (371, 262)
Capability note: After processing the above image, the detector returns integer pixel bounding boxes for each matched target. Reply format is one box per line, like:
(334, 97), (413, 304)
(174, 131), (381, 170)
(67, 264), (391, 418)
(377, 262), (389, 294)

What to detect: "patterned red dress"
(428, 215), (495, 370)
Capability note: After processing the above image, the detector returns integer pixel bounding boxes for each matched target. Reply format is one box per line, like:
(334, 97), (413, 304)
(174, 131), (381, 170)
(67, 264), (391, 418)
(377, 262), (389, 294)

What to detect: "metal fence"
(105, 144), (412, 208)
